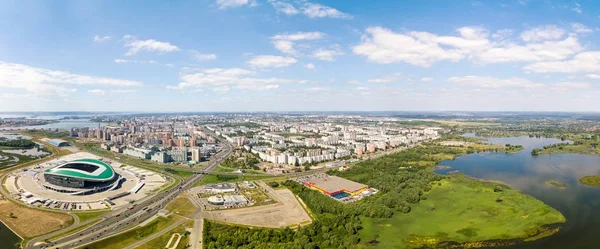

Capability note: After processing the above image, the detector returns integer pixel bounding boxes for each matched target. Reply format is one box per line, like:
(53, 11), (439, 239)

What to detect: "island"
(545, 180), (567, 189)
(578, 176), (600, 187)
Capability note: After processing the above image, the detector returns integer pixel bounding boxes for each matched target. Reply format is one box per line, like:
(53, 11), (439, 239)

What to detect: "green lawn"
(358, 175), (566, 249)
(74, 210), (111, 222)
(579, 175), (600, 187)
(136, 220), (193, 249)
(165, 196), (197, 217)
(545, 180), (567, 189)
(80, 216), (181, 249)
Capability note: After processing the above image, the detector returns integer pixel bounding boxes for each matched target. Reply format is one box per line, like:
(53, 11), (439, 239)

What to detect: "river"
(435, 134), (600, 249)
(0, 119), (106, 131)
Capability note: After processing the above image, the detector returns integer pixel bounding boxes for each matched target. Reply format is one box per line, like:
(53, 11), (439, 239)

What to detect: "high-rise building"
(191, 147), (202, 162)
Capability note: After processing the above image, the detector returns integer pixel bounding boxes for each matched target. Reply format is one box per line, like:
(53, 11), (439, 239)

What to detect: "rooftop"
(306, 175), (367, 193)
(44, 159), (115, 181)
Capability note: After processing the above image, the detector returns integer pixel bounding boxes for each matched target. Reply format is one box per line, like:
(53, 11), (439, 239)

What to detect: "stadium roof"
(44, 159), (115, 182)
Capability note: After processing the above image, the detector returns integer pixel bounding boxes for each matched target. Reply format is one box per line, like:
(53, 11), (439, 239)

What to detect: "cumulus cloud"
(312, 45), (344, 61)
(0, 61), (142, 98)
(166, 67), (305, 92)
(270, 32), (325, 55)
(523, 51), (600, 73)
(190, 50), (217, 61)
(216, 0), (256, 9)
(520, 25), (565, 42)
(123, 35), (180, 56)
(304, 63), (315, 70)
(93, 35), (111, 43)
(88, 89), (106, 96)
(270, 1), (299, 15)
(420, 77), (433, 82)
(572, 23), (593, 33)
(353, 25), (583, 66)
(247, 55), (297, 68)
(586, 74), (600, 79)
(301, 3), (352, 19)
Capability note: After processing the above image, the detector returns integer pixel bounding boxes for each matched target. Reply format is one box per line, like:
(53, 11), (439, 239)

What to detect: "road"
(26, 130), (233, 249)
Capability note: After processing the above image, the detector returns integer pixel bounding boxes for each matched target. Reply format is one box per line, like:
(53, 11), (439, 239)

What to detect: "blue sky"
(1, 0), (600, 112)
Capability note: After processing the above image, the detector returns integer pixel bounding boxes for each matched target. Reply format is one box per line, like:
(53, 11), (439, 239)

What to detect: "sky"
(1, 0), (600, 112)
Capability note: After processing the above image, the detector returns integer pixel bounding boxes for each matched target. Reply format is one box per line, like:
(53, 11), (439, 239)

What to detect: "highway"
(27, 130), (233, 249)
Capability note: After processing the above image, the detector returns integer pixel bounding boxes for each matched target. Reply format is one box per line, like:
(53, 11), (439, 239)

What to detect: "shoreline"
(0, 218), (25, 240)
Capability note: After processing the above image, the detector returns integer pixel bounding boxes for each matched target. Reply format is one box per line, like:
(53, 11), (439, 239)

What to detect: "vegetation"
(545, 180), (567, 189)
(359, 176), (565, 248)
(74, 210), (111, 222)
(0, 138), (36, 148)
(0, 199), (73, 238)
(578, 175), (600, 187)
(136, 220), (193, 249)
(203, 141), (565, 248)
(82, 216), (180, 249)
(165, 195), (197, 217)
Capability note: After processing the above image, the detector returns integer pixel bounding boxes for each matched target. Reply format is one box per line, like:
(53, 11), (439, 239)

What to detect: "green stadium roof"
(44, 159), (115, 182)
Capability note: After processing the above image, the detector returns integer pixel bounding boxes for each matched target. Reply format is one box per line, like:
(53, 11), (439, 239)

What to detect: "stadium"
(42, 159), (123, 195)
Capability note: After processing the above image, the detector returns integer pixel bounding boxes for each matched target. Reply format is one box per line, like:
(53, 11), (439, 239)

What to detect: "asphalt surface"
(27, 132), (233, 249)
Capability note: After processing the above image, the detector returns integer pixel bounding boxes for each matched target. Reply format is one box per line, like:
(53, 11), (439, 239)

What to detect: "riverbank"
(358, 175), (566, 248)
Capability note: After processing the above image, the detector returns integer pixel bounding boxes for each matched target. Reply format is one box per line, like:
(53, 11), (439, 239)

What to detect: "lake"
(435, 135), (600, 249)
(0, 119), (106, 131)
(0, 221), (21, 249)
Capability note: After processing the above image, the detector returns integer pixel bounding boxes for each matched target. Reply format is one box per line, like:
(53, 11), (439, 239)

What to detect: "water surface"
(436, 136), (600, 249)
(0, 221), (21, 249)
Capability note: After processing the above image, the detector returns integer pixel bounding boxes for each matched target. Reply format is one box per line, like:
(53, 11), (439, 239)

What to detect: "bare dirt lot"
(203, 184), (311, 228)
(0, 200), (73, 238)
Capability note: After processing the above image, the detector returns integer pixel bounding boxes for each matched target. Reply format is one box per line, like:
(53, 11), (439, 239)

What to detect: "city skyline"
(1, 0), (600, 112)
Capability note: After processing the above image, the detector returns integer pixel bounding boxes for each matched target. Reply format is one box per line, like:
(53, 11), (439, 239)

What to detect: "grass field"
(81, 216), (181, 249)
(545, 180), (567, 189)
(74, 210), (112, 223)
(357, 175), (566, 249)
(165, 195), (197, 217)
(136, 220), (193, 249)
(578, 175), (600, 187)
(0, 200), (74, 238)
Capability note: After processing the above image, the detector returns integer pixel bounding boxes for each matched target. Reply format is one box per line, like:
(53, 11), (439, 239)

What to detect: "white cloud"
(166, 67), (304, 91)
(523, 51), (600, 73)
(368, 73), (403, 83)
(586, 74), (600, 79)
(572, 23), (592, 33)
(347, 80), (361, 85)
(114, 59), (158, 64)
(88, 89), (106, 96)
(420, 77), (433, 82)
(0, 61), (143, 98)
(353, 26), (488, 67)
(491, 29), (513, 40)
(247, 55), (297, 68)
(123, 36), (180, 56)
(304, 63), (315, 70)
(93, 35), (111, 43)
(216, 0), (256, 9)
(312, 46), (344, 61)
(270, 1), (299, 15)
(301, 3), (352, 19)
(212, 86), (231, 93)
(354, 25), (583, 66)
(305, 87), (329, 92)
(271, 32), (325, 55)
(520, 25), (565, 42)
(572, 2), (582, 13)
(475, 36), (582, 63)
(190, 50), (217, 61)
(448, 76), (544, 88)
